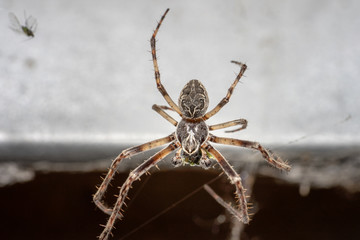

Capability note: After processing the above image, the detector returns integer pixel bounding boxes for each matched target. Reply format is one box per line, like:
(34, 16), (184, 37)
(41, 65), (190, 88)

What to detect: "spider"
(94, 8), (291, 240)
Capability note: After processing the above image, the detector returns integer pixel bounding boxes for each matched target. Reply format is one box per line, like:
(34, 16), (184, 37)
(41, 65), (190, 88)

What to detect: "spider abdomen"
(176, 119), (208, 155)
(178, 79), (209, 118)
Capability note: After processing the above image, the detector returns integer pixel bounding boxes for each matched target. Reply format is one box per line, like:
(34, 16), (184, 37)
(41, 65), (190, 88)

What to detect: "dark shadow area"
(245, 176), (360, 240)
(0, 166), (359, 240)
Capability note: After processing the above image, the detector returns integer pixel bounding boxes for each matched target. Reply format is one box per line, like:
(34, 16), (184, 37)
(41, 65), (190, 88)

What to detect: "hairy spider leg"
(209, 134), (291, 171)
(203, 143), (250, 223)
(202, 61), (247, 121)
(203, 184), (244, 222)
(98, 142), (179, 240)
(208, 118), (248, 133)
(93, 134), (176, 217)
(153, 105), (175, 111)
(171, 148), (183, 166)
(150, 8), (183, 116)
(152, 104), (178, 126)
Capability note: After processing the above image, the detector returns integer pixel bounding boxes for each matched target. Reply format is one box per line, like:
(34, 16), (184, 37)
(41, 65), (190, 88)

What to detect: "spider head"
(178, 80), (209, 119)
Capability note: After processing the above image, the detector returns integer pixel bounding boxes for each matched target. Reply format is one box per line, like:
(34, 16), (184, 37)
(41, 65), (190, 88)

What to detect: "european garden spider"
(94, 9), (291, 240)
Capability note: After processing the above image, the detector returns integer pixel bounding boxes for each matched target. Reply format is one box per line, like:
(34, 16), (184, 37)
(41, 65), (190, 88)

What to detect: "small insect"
(8, 11), (37, 38)
(94, 9), (291, 240)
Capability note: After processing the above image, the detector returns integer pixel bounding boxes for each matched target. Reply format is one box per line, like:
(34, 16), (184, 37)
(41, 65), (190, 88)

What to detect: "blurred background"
(0, 0), (359, 239)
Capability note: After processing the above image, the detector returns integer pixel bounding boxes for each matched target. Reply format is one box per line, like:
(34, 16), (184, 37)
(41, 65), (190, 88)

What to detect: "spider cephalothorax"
(175, 119), (209, 167)
(176, 119), (208, 155)
(94, 9), (291, 240)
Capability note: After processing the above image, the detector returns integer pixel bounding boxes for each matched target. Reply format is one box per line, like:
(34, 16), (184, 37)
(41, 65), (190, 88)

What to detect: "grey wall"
(1, 0), (359, 145)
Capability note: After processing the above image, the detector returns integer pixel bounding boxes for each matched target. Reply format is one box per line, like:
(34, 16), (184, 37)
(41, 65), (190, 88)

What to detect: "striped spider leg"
(200, 134), (291, 224)
(95, 8), (291, 239)
(202, 60), (247, 121)
(152, 104), (178, 126)
(203, 184), (245, 222)
(151, 8), (183, 116)
(208, 118), (248, 133)
(208, 134), (291, 171)
(93, 134), (176, 217)
(97, 141), (180, 240)
(202, 143), (251, 223)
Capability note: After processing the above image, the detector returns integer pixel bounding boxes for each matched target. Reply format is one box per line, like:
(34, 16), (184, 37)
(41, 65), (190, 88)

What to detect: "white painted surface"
(0, 0), (359, 145)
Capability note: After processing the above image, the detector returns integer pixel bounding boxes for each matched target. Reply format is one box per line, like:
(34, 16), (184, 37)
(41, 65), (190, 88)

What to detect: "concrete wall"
(1, 0), (359, 145)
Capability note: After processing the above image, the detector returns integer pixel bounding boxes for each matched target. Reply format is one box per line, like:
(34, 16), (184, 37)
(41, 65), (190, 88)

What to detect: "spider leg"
(154, 105), (175, 111)
(203, 184), (244, 222)
(171, 148), (183, 167)
(199, 148), (212, 169)
(93, 133), (176, 218)
(208, 134), (291, 171)
(99, 142), (179, 240)
(203, 61), (247, 121)
(150, 8), (183, 117)
(208, 118), (248, 133)
(203, 143), (249, 223)
(152, 104), (178, 126)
